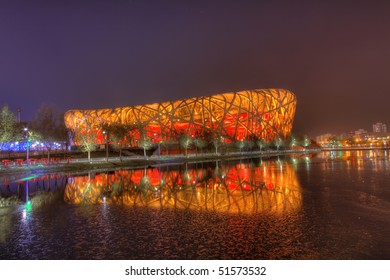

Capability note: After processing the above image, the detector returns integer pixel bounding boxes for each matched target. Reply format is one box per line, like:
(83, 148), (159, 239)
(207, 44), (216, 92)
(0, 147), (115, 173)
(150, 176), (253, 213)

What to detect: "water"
(0, 150), (389, 259)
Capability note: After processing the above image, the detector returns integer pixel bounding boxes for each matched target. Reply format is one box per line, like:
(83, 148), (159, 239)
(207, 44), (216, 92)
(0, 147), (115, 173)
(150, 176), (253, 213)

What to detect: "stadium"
(64, 89), (296, 146)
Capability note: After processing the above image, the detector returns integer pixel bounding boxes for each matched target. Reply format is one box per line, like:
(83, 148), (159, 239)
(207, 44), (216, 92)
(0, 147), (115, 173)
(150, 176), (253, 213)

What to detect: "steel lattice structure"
(64, 88), (296, 144)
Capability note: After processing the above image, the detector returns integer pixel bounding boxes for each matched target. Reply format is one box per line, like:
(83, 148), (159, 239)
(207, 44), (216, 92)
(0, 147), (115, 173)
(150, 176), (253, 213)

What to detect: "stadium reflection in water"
(64, 160), (302, 215)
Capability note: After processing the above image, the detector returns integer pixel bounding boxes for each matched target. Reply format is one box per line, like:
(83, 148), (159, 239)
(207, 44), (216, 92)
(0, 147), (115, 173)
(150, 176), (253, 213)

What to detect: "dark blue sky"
(1, 0), (390, 136)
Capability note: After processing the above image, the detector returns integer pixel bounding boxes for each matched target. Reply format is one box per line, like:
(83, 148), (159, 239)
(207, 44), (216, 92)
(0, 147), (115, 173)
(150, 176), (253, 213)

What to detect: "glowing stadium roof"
(64, 89), (296, 144)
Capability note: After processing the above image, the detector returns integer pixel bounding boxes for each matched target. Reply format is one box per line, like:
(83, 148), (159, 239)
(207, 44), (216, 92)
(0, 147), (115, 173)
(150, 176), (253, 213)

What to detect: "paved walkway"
(0, 149), (319, 172)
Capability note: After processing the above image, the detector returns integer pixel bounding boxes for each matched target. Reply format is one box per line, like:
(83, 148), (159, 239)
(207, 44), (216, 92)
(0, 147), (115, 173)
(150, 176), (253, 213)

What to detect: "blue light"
(0, 141), (65, 152)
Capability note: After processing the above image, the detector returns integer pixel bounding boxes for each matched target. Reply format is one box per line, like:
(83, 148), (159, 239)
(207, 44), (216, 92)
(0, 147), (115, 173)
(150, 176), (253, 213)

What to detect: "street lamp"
(103, 131), (108, 162)
(24, 128), (30, 165)
(158, 141), (163, 159)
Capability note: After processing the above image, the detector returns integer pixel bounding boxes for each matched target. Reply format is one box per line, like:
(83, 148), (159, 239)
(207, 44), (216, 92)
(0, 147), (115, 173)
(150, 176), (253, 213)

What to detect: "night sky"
(1, 0), (390, 137)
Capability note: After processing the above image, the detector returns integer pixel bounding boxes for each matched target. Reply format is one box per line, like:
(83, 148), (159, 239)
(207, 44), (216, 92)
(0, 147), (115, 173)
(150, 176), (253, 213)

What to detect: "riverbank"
(0, 149), (320, 178)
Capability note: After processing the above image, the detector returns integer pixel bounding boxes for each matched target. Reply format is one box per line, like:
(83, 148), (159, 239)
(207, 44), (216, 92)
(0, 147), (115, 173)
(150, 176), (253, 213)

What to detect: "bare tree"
(256, 139), (267, 152)
(303, 135), (311, 148)
(246, 139), (255, 151)
(139, 137), (153, 159)
(106, 123), (136, 161)
(212, 137), (222, 155)
(76, 131), (97, 163)
(136, 123), (153, 159)
(179, 134), (192, 157)
(100, 123), (111, 162)
(73, 119), (97, 163)
(30, 105), (68, 161)
(56, 113), (70, 154)
(194, 137), (207, 156)
(290, 136), (297, 149)
(23, 128), (43, 164)
(275, 137), (284, 151)
(235, 140), (245, 154)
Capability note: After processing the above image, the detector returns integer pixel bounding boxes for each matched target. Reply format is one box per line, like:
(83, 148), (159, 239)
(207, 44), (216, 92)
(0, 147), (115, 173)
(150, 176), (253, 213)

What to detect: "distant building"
(317, 128), (390, 148)
(355, 128), (367, 135)
(373, 122), (387, 133)
(339, 133), (350, 140)
(316, 133), (333, 144)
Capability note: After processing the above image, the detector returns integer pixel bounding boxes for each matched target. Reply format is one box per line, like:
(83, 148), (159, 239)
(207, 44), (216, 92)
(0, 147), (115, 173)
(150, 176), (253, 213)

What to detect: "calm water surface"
(0, 150), (389, 259)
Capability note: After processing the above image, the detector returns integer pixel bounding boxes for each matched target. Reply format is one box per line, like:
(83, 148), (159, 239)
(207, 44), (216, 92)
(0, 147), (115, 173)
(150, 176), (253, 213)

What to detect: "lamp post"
(158, 141), (162, 159)
(24, 128), (30, 165)
(103, 131), (108, 162)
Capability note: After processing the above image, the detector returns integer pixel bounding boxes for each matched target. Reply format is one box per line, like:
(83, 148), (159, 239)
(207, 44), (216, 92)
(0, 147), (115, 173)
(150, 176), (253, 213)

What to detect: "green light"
(25, 201), (32, 211)
(18, 175), (38, 182)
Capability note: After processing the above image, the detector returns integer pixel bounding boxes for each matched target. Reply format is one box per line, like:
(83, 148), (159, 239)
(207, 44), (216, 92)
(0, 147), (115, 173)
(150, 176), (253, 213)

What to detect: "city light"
(0, 141), (64, 152)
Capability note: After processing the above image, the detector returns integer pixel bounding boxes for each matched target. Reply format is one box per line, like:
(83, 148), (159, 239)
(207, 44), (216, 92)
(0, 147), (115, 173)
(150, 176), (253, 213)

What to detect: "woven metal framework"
(64, 89), (296, 144)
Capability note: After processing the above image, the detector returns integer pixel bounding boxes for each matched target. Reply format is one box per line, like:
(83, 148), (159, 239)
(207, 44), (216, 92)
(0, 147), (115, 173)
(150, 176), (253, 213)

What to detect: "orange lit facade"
(64, 161), (302, 214)
(64, 89), (296, 145)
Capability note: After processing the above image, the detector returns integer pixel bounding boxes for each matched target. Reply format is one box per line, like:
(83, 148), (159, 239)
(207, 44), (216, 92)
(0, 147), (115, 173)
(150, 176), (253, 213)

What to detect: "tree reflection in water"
(64, 160), (302, 215)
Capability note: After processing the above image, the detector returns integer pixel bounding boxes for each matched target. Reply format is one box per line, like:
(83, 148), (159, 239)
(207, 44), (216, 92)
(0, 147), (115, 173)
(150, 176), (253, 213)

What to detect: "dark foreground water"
(0, 150), (389, 259)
